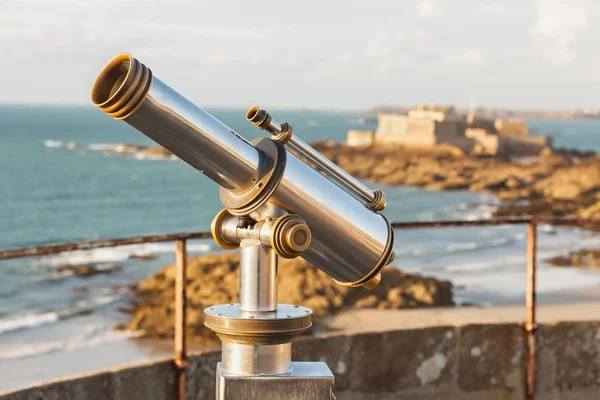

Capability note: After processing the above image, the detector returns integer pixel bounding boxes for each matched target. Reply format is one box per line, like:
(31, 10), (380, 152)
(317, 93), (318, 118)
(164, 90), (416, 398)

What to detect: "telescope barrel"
(90, 54), (261, 190)
(91, 54), (394, 287)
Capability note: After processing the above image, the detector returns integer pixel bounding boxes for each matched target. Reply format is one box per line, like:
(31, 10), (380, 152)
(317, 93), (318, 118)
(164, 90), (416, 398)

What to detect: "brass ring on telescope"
(270, 214), (311, 258)
(91, 53), (152, 120)
(333, 214), (395, 289)
(211, 209), (240, 250)
(366, 189), (387, 211)
(220, 138), (286, 217)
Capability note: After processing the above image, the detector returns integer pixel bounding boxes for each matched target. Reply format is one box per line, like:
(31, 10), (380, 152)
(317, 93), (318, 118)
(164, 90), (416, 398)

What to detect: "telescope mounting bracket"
(205, 211), (335, 399)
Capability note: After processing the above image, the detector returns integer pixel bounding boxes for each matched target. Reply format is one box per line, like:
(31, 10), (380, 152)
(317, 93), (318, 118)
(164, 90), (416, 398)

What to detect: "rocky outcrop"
(546, 249), (600, 268)
(54, 264), (122, 277)
(122, 253), (453, 341)
(313, 142), (600, 225)
(135, 147), (174, 159)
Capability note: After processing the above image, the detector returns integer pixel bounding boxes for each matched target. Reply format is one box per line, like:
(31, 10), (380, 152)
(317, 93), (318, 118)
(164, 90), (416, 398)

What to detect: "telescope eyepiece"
(90, 53), (152, 120)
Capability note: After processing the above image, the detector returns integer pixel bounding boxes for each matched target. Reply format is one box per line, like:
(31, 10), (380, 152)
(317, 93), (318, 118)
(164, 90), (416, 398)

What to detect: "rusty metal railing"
(1, 216), (598, 400)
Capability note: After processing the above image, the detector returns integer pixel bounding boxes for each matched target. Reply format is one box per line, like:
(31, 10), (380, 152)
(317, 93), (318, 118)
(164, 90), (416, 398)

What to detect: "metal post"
(175, 239), (189, 400)
(525, 220), (537, 400)
(239, 245), (278, 313)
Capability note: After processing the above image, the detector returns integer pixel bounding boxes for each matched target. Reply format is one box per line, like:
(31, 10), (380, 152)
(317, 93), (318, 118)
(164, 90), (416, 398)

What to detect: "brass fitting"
(366, 189), (386, 212)
(211, 209), (240, 250)
(270, 214), (311, 258)
(246, 105), (293, 143)
(90, 53), (152, 120)
(361, 273), (381, 289)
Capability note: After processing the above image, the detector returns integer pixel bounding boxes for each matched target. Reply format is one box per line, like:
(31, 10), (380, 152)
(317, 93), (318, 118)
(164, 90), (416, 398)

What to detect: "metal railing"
(1, 216), (598, 400)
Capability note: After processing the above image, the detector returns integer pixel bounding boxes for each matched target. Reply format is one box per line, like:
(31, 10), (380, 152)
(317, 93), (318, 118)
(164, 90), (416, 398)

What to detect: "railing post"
(525, 219), (537, 400)
(175, 239), (189, 400)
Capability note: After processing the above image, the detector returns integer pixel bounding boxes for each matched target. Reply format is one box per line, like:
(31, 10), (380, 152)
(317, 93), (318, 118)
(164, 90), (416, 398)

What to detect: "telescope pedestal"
(204, 245), (335, 399)
(216, 361), (334, 400)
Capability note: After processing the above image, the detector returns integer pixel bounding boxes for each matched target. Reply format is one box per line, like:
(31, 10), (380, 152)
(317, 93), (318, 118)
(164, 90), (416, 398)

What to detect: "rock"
(121, 253), (453, 341)
(540, 147), (553, 157)
(54, 264), (122, 277)
(129, 254), (158, 261)
(354, 294), (380, 309)
(314, 142), (599, 224)
(546, 249), (600, 268)
(135, 147), (173, 159)
(116, 143), (146, 154)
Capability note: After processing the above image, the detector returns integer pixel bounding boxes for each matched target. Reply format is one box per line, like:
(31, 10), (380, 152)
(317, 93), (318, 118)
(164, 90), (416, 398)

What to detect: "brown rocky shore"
(313, 141), (600, 225)
(121, 142), (600, 339)
(122, 253), (452, 341)
(546, 249), (600, 268)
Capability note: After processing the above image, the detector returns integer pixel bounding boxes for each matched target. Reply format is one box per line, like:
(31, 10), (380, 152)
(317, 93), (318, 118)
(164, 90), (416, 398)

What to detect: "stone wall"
(495, 119), (529, 138)
(346, 130), (375, 147)
(501, 135), (552, 156)
(6, 321), (600, 400)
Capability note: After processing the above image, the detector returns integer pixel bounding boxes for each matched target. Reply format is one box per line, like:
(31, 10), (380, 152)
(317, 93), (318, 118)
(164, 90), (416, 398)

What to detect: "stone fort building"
(347, 105), (551, 156)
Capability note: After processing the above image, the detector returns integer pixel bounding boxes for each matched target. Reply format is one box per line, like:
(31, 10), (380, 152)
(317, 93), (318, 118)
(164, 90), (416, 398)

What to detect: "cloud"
(417, 0), (443, 19)
(530, 0), (588, 67)
(443, 48), (486, 67)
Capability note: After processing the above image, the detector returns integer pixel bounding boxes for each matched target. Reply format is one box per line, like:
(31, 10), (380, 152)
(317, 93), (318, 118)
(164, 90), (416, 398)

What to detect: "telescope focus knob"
(270, 214), (311, 258)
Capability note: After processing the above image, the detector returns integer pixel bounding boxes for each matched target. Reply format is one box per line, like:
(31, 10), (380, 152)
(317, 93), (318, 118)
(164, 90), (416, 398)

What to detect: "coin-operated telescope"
(91, 54), (395, 400)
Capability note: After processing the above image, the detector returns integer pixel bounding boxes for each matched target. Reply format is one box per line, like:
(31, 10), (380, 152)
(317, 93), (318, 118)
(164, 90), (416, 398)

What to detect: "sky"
(0, 0), (598, 110)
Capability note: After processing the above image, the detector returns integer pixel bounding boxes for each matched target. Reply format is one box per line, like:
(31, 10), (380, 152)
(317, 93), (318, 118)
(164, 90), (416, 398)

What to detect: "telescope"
(91, 54), (395, 399)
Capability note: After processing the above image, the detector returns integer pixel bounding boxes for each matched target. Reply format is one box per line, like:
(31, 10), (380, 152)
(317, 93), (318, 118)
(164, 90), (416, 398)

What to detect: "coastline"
(313, 141), (600, 226)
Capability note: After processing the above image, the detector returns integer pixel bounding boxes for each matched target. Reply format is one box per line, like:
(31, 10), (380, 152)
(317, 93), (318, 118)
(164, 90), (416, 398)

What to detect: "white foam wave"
(133, 153), (178, 161)
(446, 242), (478, 252)
(88, 143), (121, 151)
(444, 255), (526, 272)
(33, 242), (211, 267)
(0, 312), (59, 335)
(0, 327), (143, 360)
(44, 140), (63, 148)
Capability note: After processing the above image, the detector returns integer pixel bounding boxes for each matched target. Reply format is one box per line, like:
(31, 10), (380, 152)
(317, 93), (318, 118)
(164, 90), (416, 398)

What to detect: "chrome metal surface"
(216, 361), (335, 400)
(127, 78), (260, 189)
(221, 343), (291, 375)
(246, 106), (376, 204)
(267, 151), (391, 283)
(91, 55), (261, 190)
(239, 246), (278, 312)
(287, 135), (376, 202)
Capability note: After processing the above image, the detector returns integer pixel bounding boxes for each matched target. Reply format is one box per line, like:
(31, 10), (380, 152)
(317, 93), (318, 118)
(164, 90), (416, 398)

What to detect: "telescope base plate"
(204, 303), (312, 345)
(216, 361), (335, 400)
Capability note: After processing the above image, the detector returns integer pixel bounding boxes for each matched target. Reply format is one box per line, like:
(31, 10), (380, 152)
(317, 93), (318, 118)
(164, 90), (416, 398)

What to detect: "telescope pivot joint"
(211, 209), (311, 259)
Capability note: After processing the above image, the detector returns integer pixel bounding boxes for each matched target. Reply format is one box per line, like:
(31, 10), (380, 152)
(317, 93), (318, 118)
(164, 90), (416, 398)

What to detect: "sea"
(1, 106), (600, 391)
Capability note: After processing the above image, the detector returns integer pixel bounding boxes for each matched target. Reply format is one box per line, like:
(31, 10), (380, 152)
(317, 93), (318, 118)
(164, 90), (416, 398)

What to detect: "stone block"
(292, 334), (353, 391)
(188, 350), (221, 400)
(457, 324), (526, 397)
(346, 326), (457, 393)
(537, 321), (600, 395)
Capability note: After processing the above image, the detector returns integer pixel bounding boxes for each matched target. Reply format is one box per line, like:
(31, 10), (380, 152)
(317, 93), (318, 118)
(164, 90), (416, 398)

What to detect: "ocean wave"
(88, 143), (121, 151)
(446, 242), (478, 252)
(444, 255), (527, 272)
(73, 294), (123, 310)
(44, 140), (63, 148)
(0, 326), (143, 360)
(33, 242), (211, 267)
(133, 153), (178, 161)
(0, 312), (60, 335)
